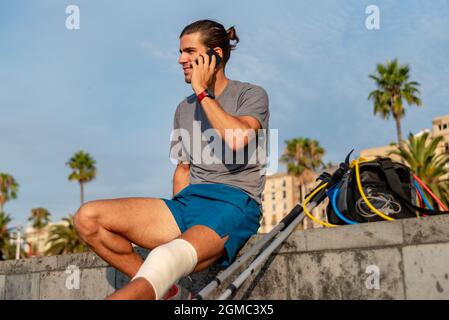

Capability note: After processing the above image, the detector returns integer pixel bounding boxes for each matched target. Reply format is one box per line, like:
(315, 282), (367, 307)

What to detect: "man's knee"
(74, 201), (101, 238)
(132, 238), (198, 299)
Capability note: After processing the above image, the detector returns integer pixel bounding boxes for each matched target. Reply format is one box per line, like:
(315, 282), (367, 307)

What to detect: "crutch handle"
(279, 204), (302, 230)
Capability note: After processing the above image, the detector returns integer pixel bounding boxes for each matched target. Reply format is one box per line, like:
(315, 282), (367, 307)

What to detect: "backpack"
(326, 157), (433, 225)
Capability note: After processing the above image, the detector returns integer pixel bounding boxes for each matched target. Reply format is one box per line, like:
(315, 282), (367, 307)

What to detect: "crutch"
(195, 150), (352, 300)
(214, 151), (353, 300)
(217, 186), (328, 300)
(195, 202), (306, 300)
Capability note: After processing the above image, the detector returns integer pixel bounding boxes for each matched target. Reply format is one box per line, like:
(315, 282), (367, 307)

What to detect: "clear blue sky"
(1, 0), (448, 228)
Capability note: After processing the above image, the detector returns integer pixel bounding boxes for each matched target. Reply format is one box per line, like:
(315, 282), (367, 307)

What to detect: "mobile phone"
(193, 49), (222, 66)
(206, 48), (222, 66)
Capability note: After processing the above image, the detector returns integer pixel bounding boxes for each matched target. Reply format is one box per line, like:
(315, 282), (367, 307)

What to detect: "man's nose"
(178, 53), (189, 65)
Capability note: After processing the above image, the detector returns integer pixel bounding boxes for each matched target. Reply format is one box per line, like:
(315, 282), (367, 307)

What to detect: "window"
(444, 123), (448, 130)
(271, 214), (277, 226)
(272, 192), (275, 200)
(283, 202), (288, 211)
(271, 182), (275, 189)
(439, 124), (442, 131)
(272, 203), (276, 212)
(282, 179), (286, 187)
(282, 190), (287, 199)
(446, 143), (449, 153)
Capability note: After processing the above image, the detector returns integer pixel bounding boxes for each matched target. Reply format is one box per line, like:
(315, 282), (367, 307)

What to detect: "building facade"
(432, 115), (449, 156)
(25, 220), (69, 256)
(258, 172), (330, 233)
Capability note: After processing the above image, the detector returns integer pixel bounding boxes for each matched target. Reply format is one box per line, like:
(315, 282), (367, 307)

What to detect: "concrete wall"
(1, 214), (449, 300)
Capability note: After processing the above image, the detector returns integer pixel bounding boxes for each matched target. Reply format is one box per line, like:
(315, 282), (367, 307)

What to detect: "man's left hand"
(191, 53), (217, 95)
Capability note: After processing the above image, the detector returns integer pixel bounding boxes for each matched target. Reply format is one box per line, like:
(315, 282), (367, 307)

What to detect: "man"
(74, 19), (269, 300)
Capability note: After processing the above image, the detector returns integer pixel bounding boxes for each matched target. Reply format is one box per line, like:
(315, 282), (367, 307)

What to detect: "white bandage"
(132, 238), (198, 300)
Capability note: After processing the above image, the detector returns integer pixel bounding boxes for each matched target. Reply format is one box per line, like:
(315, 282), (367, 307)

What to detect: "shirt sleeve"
(234, 85), (270, 130)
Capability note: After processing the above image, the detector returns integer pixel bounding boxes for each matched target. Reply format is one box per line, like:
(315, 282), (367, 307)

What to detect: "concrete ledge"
(4, 273), (40, 300)
(1, 214), (449, 299)
(403, 243), (449, 299)
(287, 248), (405, 300)
(403, 215), (449, 245)
(305, 220), (404, 252)
(0, 275), (6, 300)
(38, 267), (116, 300)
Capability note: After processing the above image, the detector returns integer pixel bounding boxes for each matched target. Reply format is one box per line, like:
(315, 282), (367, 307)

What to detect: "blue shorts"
(162, 183), (261, 267)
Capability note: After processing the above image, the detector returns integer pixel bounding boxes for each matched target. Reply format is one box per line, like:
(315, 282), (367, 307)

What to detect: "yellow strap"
(351, 159), (395, 221)
(302, 182), (337, 228)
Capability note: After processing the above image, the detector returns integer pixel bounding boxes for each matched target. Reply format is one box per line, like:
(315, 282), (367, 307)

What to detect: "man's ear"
(213, 47), (224, 59)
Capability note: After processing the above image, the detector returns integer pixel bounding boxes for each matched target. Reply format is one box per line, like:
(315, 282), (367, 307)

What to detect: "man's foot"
(162, 283), (193, 300)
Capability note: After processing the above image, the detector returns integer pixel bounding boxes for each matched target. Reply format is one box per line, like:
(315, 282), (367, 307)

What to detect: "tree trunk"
(391, 94), (403, 146)
(394, 115), (403, 146)
(38, 229), (42, 256)
(80, 182), (84, 206)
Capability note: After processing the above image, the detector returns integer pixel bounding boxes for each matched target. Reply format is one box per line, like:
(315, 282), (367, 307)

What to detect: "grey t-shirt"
(170, 79), (270, 205)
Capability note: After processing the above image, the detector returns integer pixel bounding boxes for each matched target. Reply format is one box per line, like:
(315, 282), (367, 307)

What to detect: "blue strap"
(328, 184), (358, 225)
(413, 179), (434, 210)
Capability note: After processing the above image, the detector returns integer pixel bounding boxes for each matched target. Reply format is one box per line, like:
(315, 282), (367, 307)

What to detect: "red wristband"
(196, 90), (214, 103)
(196, 90), (209, 103)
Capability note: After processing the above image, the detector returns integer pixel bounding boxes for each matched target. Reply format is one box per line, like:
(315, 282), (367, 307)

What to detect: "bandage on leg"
(132, 238), (198, 300)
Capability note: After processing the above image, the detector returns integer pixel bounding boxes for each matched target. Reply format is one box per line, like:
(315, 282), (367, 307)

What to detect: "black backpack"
(326, 157), (442, 225)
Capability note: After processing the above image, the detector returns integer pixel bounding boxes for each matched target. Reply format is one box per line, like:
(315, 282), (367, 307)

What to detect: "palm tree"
(28, 208), (51, 255)
(45, 215), (90, 256)
(0, 213), (27, 260)
(280, 137), (325, 183)
(368, 58), (422, 145)
(66, 150), (97, 206)
(0, 211), (12, 260)
(0, 173), (19, 212)
(390, 132), (449, 208)
(280, 138), (326, 229)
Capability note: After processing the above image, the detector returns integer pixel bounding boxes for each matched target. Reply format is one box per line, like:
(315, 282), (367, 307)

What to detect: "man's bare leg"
(106, 225), (228, 300)
(74, 198), (182, 278)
